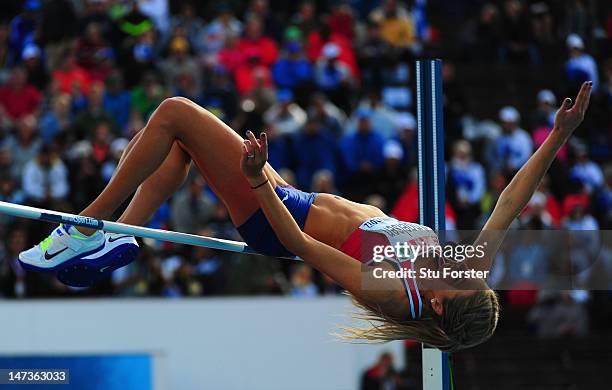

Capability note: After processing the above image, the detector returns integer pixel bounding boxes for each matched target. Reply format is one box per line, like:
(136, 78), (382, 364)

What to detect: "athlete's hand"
(241, 130), (268, 179)
(553, 81), (592, 139)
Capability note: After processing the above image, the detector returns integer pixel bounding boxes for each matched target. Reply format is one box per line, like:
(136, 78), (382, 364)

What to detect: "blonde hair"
(341, 289), (500, 352)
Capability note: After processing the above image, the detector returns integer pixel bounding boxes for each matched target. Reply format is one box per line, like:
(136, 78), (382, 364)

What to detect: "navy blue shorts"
(237, 186), (317, 257)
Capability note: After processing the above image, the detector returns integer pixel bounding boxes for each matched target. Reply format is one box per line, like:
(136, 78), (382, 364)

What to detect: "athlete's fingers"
(579, 82), (592, 115)
(244, 139), (255, 156)
(261, 132), (268, 161)
(247, 130), (263, 152)
(561, 97), (572, 111)
(573, 82), (587, 111)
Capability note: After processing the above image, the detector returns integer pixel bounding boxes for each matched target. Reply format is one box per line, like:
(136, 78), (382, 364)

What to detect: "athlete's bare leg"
(112, 130), (192, 225)
(79, 97), (286, 234)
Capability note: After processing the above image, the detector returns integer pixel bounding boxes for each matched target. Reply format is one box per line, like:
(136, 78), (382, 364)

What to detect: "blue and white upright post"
(415, 59), (451, 390)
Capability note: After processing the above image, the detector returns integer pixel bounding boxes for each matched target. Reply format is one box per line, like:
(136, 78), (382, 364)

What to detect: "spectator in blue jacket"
(341, 109), (385, 174)
(272, 42), (312, 93)
(292, 116), (338, 189)
(103, 71), (132, 133)
(8, 0), (40, 66)
(447, 140), (487, 229)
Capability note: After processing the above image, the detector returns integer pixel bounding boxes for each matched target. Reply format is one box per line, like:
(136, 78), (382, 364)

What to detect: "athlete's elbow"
(282, 233), (310, 258)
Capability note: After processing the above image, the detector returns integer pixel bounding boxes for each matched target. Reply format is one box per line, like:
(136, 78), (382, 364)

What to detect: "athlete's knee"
(158, 96), (194, 113)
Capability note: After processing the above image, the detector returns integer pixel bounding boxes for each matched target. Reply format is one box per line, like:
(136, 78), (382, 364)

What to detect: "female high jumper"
(20, 81), (592, 352)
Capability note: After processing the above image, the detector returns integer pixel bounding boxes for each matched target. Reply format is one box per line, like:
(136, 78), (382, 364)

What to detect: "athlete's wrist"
(246, 173), (267, 187)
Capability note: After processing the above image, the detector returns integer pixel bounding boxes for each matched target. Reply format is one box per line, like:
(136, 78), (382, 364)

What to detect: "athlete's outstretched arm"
(240, 131), (404, 309)
(473, 81), (592, 270)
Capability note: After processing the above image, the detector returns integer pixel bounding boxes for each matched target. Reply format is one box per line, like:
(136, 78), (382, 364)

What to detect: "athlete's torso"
(303, 193), (388, 249)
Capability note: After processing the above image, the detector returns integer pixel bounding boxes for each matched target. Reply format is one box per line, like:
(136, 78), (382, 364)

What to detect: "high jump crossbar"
(0, 200), (300, 261)
(416, 59), (452, 390)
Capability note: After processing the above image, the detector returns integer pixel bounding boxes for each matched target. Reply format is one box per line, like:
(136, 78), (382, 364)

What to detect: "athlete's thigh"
(171, 99), (287, 225)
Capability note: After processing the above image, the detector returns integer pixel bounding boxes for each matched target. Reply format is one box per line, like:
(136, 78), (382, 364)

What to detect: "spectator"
(532, 89), (557, 129)
(201, 66), (238, 122)
(357, 21), (393, 90)
(237, 17), (278, 67)
(528, 291), (589, 338)
(374, 0), (417, 49)
(8, 0), (40, 66)
(101, 137), (129, 182)
(565, 34), (599, 90)
(73, 81), (117, 138)
(341, 109), (385, 175)
(263, 89), (307, 136)
(170, 176), (216, 234)
(190, 230), (226, 296)
(375, 139), (408, 207)
(217, 33), (242, 75)
(350, 90), (399, 140)
(314, 43), (354, 112)
(360, 351), (399, 390)
(160, 36), (201, 93)
(288, 264), (318, 297)
(244, 0), (281, 40)
(307, 93), (345, 138)
(0, 227), (29, 298)
(292, 116), (338, 189)
(121, 28), (157, 89)
(75, 22), (113, 81)
(39, 93), (72, 144)
(593, 165), (612, 228)
(311, 169), (338, 194)
(130, 72), (165, 120)
(473, 4), (503, 61)
(291, 1), (319, 37)
(22, 144), (69, 206)
(51, 51), (92, 96)
(197, 3), (242, 59)
(499, 0), (535, 63)
(328, 3), (355, 41)
(90, 122), (112, 164)
(341, 109), (385, 200)
(170, 2), (205, 49)
(492, 106), (533, 172)
(103, 71), (132, 133)
(447, 140), (487, 229)
(234, 50), (273, 96)
(0, 66), (42, 123)
(3, 115), (42, 178)
(38, 0), (77, 71)
(21, 44), (48, 91)
(271, 42), (313, 96)
(569, 143), (604, 193)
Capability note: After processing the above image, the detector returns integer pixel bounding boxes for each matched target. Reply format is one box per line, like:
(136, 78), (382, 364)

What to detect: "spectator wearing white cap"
(532, 89), (557, 128)
(447, 140), (486, 229)
(263, 89), (307, 136)
(570, 143), (604, 194)
(347, 90), (399, 140)
(565, 34), (598, 90)
(21, 44), (47, 90)
(314, 42), (353, 112)
(491, 106), (533, 172)
(375, 139), (408, 207)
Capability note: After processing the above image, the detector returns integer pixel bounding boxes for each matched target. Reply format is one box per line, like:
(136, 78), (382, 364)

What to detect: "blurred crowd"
(0, 0), (610, 332)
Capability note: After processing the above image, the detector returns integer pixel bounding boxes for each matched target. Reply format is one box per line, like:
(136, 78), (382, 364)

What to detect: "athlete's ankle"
(74, 226), (97, 237)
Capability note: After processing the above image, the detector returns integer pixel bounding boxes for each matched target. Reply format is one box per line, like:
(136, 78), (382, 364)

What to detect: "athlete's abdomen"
(303, 194), (387, 249)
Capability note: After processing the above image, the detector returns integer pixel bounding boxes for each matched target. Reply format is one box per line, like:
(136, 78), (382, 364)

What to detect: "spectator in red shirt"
(51, 51), (91, 96)
(0, 66), (42, 123)
(234, 51), (273, 96)
(237, 17), (278, 67)
(217, 33), (242, 75)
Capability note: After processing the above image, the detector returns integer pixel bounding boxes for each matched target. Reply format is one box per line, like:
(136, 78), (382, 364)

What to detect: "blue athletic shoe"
(19, 226), (139, 287)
